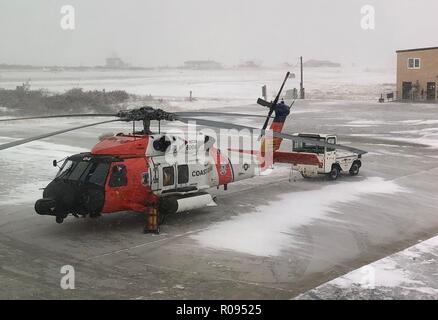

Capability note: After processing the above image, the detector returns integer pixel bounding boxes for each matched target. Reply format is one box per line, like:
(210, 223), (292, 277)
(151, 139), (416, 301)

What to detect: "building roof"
(396, 46), (438, 53)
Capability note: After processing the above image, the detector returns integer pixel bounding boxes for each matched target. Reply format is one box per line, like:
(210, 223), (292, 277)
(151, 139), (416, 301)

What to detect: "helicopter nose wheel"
(55, 216), (64, 224)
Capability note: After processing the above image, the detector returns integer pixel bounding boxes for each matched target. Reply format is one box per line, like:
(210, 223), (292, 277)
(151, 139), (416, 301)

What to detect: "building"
(105, 57), (127, 69)
(183, 60), (223, 70)
(396, 46), (438, 101)
(303, 59), (341, 68)
(237, 60), (261, 69)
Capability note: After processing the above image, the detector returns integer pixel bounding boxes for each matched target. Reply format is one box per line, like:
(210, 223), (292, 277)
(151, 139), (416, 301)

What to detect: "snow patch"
(332, 259), (422, 289)
(400, 120), (438, 126)
(192, 177), (407, 257)
(346, 120), (389, 127)
(309, 235), (438, 298)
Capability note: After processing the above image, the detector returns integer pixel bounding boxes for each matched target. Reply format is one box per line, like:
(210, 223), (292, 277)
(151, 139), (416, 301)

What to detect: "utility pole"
(300, 56), (304, 99)
(262, 85), (267, 101)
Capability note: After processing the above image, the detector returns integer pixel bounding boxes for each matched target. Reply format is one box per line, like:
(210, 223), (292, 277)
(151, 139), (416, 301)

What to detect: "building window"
(408, 58), (421, 69)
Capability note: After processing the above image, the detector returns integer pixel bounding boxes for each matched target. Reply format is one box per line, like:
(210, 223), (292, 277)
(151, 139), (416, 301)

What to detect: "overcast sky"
(1, 0), (437, 68)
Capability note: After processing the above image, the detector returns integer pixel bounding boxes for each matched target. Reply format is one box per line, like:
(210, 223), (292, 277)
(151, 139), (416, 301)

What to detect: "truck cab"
(292, 133), (362, 180)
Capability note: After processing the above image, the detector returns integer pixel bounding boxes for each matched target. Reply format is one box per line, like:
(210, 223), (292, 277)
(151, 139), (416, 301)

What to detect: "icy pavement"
(296, 235), (438, 300)
(2, 94), (438, 298)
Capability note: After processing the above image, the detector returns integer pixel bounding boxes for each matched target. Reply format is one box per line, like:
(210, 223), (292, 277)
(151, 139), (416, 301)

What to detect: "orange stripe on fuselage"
(209, 146), (233, 186)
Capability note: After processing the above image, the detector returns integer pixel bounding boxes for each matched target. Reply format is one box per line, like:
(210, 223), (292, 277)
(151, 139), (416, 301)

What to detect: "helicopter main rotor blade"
(0, 113), (117, 122)
(175, 116), (367, 155)
(174, 112), (267, 119)
(0, 119), (122, 151)
(0, 111), (267, 122)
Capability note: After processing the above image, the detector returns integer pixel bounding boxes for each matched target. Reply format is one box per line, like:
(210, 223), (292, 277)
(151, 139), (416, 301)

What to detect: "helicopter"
(0, 73), (366, 233)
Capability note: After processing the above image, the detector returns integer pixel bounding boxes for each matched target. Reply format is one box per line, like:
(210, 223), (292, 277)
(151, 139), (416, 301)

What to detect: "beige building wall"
(396, 47), (438, 101)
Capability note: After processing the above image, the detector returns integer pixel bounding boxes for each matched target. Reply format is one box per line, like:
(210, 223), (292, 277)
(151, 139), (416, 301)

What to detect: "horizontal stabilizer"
(257, 98), (273, 108)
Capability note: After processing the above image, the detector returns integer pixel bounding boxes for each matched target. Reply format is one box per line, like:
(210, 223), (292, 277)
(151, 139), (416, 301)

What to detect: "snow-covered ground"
(296, 235), (438, 299)
(348, 121), (438, 149)
(0, 67), (395, 105)
(192, 177), (407, 257)
(1, 69), (438, 300)
(0, 137), (87, 205)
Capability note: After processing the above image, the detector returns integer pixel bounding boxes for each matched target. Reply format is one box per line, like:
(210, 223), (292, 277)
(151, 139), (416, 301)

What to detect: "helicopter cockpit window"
(67, 161), (90, 181)
(86, 163), (110, 186)
(109, 164), (128, 188)
(55, 160), (110, 186)
(56, 160), (74, 179)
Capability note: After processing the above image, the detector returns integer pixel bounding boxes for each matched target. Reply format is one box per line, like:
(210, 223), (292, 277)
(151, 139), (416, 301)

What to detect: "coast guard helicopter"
(0, 73), (366, 233)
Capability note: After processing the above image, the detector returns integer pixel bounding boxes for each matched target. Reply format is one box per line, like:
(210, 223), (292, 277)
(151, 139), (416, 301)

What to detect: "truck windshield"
(56, 160), (110, 186)
(293, 139), (325, 154)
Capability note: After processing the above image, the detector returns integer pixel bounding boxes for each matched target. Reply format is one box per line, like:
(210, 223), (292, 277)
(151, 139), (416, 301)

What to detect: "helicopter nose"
(35, 179), (105, 219)
(36, 180), (79, 216)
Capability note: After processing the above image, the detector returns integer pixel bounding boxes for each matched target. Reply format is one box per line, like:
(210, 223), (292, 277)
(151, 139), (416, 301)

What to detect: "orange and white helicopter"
(0, 73), (366, 233)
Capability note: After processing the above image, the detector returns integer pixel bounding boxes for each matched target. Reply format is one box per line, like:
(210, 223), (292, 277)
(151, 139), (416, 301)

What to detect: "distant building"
(303, 60), (341, 68)
(396, 46), (438, 101)
(237, 61), (261, 69)
(183, 60), (223, 70)
(105, 57), (127, 68)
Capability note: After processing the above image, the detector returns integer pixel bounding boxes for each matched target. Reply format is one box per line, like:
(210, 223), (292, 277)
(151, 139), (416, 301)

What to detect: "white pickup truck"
(291, 133), (363, 180)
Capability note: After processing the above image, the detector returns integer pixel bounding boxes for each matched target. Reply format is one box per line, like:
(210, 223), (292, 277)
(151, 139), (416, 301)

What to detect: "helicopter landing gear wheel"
(55, 216), (64, 224)
(144, 207), (160, 234)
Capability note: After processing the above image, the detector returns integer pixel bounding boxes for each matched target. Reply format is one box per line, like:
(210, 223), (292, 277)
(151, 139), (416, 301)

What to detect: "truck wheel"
(349, 163), (360, 176)
(328, 166), (340, 180)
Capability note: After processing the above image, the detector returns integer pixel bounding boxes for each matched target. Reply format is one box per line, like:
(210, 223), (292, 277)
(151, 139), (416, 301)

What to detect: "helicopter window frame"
(177, 165), (189, 184)
(109, 164), (128, 188)
(162, 166), (175, 187)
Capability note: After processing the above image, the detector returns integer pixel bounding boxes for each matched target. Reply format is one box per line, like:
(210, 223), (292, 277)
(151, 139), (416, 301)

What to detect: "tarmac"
(0, 100), (438, 299)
